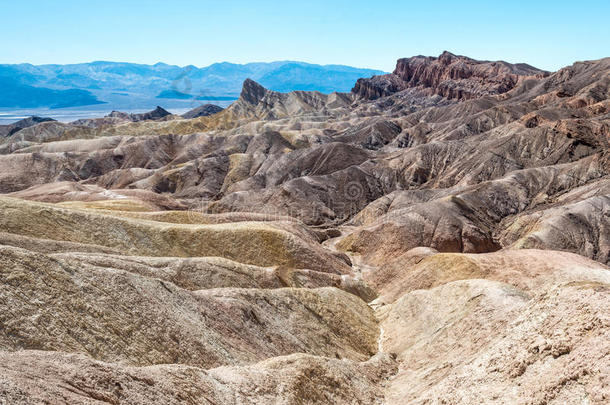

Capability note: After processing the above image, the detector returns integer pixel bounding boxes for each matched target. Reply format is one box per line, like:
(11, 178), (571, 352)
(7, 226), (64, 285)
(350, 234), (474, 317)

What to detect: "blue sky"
(3, 0), (609, 71)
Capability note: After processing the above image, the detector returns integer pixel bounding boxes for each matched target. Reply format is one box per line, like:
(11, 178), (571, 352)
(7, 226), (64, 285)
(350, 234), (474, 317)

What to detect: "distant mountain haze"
(0, 61), (384, 109)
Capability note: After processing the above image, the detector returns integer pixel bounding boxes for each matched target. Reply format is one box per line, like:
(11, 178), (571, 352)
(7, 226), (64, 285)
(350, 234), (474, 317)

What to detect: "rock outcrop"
(0, 116), (55, 138)
(352, 51), (548, 100)
(108, 106), (172, 122)
(181, 104), (223, 118)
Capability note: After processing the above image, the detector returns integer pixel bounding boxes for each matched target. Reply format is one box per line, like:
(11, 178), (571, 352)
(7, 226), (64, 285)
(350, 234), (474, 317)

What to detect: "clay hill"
(0, 51), (609, 404)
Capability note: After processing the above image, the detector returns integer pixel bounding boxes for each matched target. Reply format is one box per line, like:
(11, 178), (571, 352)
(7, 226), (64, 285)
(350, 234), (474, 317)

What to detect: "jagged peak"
(438, 50), (456, 65)
(240, 79), (268, 105)
(151, 106), (170, 116)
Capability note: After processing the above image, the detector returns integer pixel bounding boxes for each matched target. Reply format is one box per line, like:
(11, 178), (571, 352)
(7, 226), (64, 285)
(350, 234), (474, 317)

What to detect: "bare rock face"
(0, 351), (397, 405)
(181, 103), (223, 118)
(379, 279), (610, 404)
(69, 107), (175, 130)
(0, 116), (55, 138)
(0, 244), (377, 368)
(353, 51), (549, 100)
(241, 78), (269, 105)
(502, 193), (610, 264)
(107, 106), (173, 122)
(0, 52), (609, 403)
(371, 248), (610, 304)
(223, 79), (354, 123)
(0, 196), (352, 273)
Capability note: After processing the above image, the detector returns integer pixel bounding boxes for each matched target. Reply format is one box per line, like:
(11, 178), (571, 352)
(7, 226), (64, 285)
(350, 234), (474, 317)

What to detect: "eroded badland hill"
(0, 51), (609, 404)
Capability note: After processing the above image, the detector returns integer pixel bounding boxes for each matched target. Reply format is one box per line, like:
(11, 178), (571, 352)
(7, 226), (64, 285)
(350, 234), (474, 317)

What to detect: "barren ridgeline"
(0, 52), (609, 404)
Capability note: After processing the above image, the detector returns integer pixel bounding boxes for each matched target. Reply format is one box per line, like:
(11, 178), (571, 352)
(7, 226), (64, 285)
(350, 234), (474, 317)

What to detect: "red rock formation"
(353, 51), (549, 100)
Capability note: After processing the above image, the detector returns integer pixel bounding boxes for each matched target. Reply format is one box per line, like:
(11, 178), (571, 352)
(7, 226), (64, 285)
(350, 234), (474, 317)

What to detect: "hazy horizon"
(1, 59), (389, 72)
(0, 60), (384, 121)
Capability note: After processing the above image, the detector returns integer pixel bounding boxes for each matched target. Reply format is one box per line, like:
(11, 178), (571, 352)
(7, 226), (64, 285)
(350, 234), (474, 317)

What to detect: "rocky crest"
(353, 51), (549, 100)
(240, 78), (269, 105)
(0, 116), (56, 138)
(181, 104), (224, 119)
(108, 105), (172, 122)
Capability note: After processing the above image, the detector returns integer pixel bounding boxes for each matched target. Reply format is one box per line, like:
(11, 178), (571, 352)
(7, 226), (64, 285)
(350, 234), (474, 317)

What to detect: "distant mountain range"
(0, 61), (385, 109)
